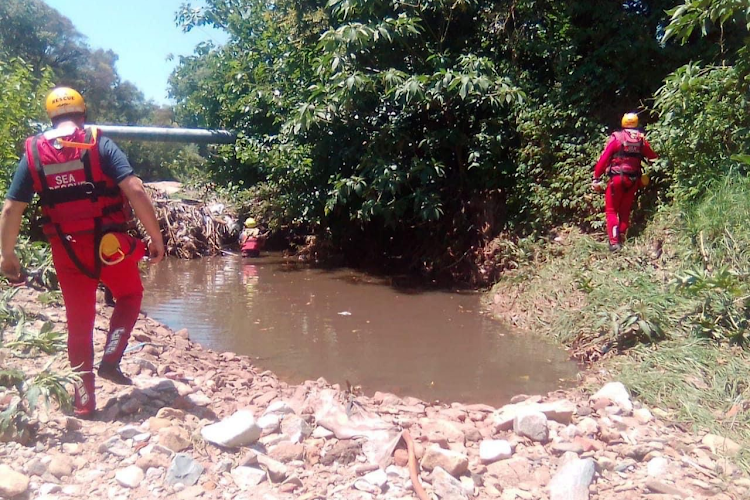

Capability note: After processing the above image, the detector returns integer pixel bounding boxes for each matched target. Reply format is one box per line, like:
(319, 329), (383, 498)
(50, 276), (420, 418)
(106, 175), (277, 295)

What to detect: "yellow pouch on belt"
(99, 233), (146, 265)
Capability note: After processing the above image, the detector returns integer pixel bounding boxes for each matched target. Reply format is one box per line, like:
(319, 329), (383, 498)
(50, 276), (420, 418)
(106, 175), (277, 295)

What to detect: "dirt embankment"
(0, 287), (746, 500)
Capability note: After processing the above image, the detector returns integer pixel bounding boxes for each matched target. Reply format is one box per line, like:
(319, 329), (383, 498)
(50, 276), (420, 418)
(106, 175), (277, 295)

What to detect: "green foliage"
(0, 289), (23, 343)
(0, 0), (205, 183)
(170, 0), (732, 276)
(12, 238), (57, 289)
(24, 361), (76, 414)
(650, 0), (750, 205)
(495, 228), (684, 357)
(0, 58), (50, 195)
(5, 321), (66, 355)
(0, 359), (76, 442)
(0, 369), (25, 388)
(663, 0), (750, 45)
(650, 63), (749, 203)
(0, 284), (72, 442)
(670, 176), (750, 344)
(511, 99), (604, 231)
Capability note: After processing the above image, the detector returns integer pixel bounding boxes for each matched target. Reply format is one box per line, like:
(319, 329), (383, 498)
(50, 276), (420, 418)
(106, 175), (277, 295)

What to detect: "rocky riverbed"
(0, 287), (746, 500)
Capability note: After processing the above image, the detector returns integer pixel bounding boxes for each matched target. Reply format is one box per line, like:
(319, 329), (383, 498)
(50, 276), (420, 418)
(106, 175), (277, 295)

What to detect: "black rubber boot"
(98, 363), (132, 385)
(609, 243), (622, 252)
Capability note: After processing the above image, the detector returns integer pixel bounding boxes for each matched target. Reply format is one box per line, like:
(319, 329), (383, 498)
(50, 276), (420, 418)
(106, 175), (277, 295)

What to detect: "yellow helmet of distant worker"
(244, 217), (257, 228)
(621, 112), (639, 129)
(45, 87), (86, 119)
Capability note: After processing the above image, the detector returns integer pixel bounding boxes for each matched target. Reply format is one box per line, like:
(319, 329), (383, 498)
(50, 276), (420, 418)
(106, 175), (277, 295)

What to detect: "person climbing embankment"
(592, 112), (658, 251)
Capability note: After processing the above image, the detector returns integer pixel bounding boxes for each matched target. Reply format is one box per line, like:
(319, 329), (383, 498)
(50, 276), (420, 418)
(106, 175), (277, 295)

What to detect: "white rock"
(362, 469), (388, 490)
(549, 458), (596, 500)
(312, 426), (335, 439)
(99, 436), (131, 457)
(385, 465), (410, 480)
(80, 469), (106, 482)
(647, 456), (668, 477)
(576, 417), (599, 436)
(513, 411), (549, 442)
(133, 432), (152, 443)
(231, 466), (266, 489)
(62, 485), (81, 496)
(213, 459), (234, 474)
(187, 392), (212, 406)
(257, 454), (288, 482)
(201, 410), (261, 448)
(264, 401), (295, 416)
(634, 407), (653, 424)
(39, 483), (61, 495)
(480, 439), (513, 464)
(460, 476), (475, 496)
(432, 467), (469, 499)
(421, 446), (469, 477)
(281, 415), (312, 443)
(591, 382), (633, 413)
(257, 414), (281, 434)
(353, 479), (381, 494)
(559, 424), (579, 440)
(493, 399), (576, 430)
(116, 465), (145, 489)
(117, 425), (142, 439)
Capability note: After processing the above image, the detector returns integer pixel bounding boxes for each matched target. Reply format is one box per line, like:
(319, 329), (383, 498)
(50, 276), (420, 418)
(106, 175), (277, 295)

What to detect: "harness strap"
(39, 203), (125, 226)
(38, 182), (120, 206)
(80, 130), (98, 203)
(30, 136), (54, 207)
(54, 219), (103, 280)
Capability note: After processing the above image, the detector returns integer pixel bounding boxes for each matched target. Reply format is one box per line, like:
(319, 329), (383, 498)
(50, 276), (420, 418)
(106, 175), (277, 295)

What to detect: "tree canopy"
(166, 0), (748, 280)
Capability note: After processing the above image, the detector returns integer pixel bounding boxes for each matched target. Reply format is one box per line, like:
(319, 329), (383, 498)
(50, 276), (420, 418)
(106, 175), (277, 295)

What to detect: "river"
(140, 254), (577, 406)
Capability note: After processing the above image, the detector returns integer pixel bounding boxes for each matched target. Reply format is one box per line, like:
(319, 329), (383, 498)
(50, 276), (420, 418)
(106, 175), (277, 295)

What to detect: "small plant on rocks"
(0, 358), (77, 444)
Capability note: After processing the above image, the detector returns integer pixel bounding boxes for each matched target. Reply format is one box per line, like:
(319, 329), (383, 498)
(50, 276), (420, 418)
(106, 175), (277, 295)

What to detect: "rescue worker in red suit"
(0, 87), (165, 417)
(593, 112), (658, 251)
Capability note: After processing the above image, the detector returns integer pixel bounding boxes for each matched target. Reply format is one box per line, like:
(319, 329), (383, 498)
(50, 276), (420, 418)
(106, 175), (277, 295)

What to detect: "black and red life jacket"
(608, 129), (645, 176)
(25, 126), (133, 278)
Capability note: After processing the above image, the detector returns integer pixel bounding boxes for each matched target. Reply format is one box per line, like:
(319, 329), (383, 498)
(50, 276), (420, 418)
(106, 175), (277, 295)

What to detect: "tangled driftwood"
(137, 187), (238, 259)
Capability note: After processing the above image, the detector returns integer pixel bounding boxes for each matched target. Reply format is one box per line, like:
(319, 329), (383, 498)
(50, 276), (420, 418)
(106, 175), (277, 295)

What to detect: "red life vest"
(25, 126), (132, 278)
(608, 129), (645, 176)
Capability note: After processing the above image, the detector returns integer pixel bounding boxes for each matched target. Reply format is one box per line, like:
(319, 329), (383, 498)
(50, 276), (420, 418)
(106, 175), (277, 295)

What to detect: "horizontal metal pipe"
(91, 125), (237, 144)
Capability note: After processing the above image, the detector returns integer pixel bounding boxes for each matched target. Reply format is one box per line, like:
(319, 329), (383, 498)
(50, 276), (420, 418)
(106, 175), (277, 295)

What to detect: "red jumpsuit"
(594, 129), (658, 246)
(25, 127), (145, 416)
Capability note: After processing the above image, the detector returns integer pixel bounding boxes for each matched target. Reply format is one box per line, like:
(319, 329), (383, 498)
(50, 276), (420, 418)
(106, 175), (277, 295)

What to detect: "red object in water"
(242, 237), (261, 257)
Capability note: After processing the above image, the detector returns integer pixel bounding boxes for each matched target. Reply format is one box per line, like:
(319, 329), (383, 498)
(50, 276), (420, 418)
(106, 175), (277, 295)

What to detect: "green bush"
(671, 176), (750, 345)
(650, 63), (750, 204)
(0, 57), (50, 194)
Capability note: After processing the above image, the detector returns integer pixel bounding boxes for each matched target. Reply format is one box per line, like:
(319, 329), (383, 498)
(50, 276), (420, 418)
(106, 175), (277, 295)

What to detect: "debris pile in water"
(137, 186), (238, 259)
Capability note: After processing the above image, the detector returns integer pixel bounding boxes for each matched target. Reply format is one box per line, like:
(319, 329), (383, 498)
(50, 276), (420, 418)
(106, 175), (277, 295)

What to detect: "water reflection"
(140, 255), (577, 405)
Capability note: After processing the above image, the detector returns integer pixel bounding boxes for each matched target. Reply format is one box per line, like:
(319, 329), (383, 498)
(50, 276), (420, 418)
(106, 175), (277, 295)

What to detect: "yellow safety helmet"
(244, 217), (257, 228)
(621, 112), (639, 129)
(45, 87), (86, 119)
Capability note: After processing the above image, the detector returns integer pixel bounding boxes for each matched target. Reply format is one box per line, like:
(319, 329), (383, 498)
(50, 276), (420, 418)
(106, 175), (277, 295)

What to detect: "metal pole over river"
(92, 125), (237, 144)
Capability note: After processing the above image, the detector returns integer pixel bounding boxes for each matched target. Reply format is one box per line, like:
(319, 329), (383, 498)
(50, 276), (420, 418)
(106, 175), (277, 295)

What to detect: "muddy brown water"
(140, 255), (577, 406)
